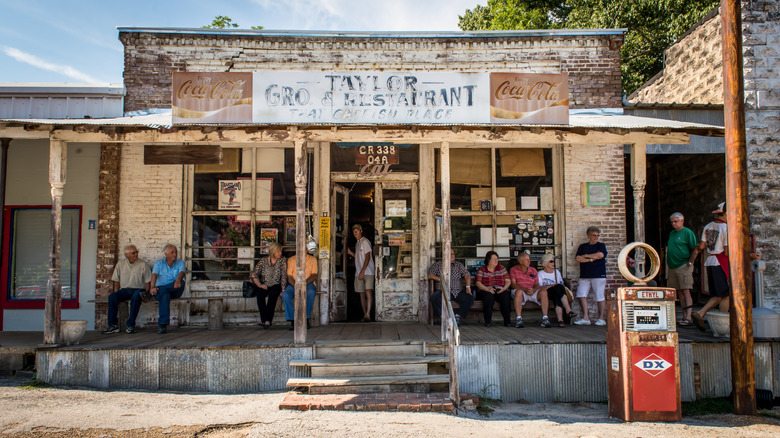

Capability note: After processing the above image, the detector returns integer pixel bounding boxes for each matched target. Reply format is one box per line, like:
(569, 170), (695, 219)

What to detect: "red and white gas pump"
(607, 242), (682, 422)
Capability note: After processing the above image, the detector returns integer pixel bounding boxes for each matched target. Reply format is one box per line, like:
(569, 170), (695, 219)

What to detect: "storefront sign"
(355, 143), (399, 165)
(172, 71), (569, 125)
(172, 72), (253, 123)
(489, 73), (569, 124)
(319, 217), (330, 259)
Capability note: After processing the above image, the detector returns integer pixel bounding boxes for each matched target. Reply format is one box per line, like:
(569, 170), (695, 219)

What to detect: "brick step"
(279, 392), (457, 412)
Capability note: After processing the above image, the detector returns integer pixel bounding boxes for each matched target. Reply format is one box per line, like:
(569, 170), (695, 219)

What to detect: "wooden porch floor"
(1, 320), (729, 352)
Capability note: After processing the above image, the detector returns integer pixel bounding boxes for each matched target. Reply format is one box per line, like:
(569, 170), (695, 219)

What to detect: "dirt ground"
(1, 378), (778, 438)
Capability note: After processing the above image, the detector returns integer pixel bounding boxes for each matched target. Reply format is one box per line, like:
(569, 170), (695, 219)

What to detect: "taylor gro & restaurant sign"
(172, 71), (568, 125)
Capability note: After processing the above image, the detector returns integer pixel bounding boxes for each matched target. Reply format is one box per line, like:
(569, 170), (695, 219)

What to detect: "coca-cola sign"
(489, 73), (569, 124)
(172, 72), (252, 123)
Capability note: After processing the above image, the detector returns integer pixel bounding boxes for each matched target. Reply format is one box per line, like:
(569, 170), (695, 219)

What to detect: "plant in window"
(211, 216), (286, 271)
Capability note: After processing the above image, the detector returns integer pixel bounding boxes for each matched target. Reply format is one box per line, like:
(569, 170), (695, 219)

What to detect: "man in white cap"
(690, 202), (729, 331)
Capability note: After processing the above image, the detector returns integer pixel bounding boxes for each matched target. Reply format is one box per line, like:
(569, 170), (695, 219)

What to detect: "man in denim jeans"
(150, 244), (186, 334)
(102, 244), (151, 335)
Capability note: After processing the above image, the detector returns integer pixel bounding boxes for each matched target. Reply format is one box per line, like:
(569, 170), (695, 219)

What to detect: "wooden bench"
(90, 293), (238, 330)
(428, 278), (570, 324)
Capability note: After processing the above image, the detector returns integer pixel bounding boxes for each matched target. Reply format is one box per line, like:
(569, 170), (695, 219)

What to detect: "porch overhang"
(0, 113), (724, 146)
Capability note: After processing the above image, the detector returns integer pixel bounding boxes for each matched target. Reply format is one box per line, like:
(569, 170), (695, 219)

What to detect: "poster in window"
(218, 180), (243, 210)
(259, 228), (278, 254)
(285, 217), (297, 244)
(385, 200), (406, 217)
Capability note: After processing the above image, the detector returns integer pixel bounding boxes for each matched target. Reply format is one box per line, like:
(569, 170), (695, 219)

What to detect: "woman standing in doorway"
(250, 242), (287, 329)
(475, 251), (512, 327)
(348, 224), (375, 322)
(574, 226), (608, 326)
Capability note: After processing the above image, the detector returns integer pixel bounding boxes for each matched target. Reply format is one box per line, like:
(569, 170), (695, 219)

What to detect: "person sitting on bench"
(102, 244), (151, 335)
(283, 241), (318, 330)
(510, 252), (550, 328)
(150, 244), (186, 334)
(428, 249), (473, 325)
(475, 251), (512, 327)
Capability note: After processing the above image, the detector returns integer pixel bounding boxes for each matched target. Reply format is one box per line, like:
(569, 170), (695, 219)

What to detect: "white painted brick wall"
(563, 143), (628, 318)
(118, 143), (184, 265)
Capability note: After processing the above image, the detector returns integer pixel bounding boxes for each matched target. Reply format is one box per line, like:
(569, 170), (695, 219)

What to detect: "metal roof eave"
(116, 27), (627, 39)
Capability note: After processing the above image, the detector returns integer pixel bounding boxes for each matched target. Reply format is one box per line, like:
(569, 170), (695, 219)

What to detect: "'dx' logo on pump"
(634, 353), (672, 377)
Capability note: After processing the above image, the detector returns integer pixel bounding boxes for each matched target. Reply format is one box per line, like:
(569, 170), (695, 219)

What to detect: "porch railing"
(440, 279), (460, 407)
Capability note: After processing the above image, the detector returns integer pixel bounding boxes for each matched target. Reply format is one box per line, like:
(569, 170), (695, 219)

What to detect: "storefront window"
(189, 145), (313, 280)
(436, 146), (558, 272)
(2, 206), (80, 306)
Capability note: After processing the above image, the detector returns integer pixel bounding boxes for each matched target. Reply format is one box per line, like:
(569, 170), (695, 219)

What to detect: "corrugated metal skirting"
(458, 344), (608, 402)
(37, 347), (312, 393)
(457, 342), (778, 402)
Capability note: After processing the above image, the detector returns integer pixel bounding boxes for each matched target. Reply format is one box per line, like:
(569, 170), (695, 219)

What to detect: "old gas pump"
(607, 242), (682, 422)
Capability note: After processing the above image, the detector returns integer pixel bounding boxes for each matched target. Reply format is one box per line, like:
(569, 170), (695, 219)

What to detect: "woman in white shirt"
(536, 253), (577, 327)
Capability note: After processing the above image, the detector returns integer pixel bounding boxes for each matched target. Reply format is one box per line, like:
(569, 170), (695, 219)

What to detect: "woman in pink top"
(475, 251), (511, 327)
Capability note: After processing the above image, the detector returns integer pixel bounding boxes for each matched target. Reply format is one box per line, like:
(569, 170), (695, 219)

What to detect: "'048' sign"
(355, 143), (399, 176)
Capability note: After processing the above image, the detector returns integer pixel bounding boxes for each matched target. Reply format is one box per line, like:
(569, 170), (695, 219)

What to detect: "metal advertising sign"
(172, 72), (253, 123)
(631, 346), (677, 412)
(172, 71), (569, 125)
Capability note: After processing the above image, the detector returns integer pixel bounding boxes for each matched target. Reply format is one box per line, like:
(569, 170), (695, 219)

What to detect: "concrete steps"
(287, 341), (449, 395)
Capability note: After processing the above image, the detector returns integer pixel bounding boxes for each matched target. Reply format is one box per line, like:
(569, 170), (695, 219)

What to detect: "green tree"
(459, 0), (719, 95)
(203, 15), (264, 30)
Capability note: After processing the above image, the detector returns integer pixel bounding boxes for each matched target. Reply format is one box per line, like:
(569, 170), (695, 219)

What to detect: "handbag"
(556, 270), (574, 304)
(242, 280), (257, 298)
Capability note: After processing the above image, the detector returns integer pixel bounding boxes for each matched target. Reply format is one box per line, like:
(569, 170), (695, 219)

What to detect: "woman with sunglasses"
(536, 253), (577, 327)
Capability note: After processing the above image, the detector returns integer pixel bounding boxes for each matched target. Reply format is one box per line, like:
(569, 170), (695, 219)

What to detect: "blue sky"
(0, 0), (486, 84)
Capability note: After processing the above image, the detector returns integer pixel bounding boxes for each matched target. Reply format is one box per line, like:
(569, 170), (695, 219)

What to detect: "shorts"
(354, 274), (375, 292)
(706, 265), (729, 297)
(518, 290), (540, 306)
(668, 264), (694, 290)
(576, 278), (606, 301)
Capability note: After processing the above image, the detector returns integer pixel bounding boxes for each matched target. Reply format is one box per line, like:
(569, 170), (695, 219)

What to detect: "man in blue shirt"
(150, 244), (186, 334)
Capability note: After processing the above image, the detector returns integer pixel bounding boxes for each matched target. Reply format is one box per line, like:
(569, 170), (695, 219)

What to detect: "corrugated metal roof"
(0, 113), (724, 134)
(117, 27), (627, 39)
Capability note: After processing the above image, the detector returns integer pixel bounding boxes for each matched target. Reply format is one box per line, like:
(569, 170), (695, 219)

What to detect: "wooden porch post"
(440, 142), (451, 342)
(294, 138), (308, 344)
(630, 142), (647, 277)
(44, 139), (67, 345)
(721, 0), (756, 415)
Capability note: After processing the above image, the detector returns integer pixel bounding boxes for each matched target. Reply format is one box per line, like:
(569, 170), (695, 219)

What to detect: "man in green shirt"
(667, 212), (698, 326)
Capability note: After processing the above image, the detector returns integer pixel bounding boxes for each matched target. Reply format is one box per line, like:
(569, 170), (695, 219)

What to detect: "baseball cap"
(540, 253), (555, 265)
(712, 202), (726, 214)
(352, 224), (362, 231)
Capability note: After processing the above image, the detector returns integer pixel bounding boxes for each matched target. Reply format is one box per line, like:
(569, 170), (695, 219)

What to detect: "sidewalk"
(1, 377), (778, 437)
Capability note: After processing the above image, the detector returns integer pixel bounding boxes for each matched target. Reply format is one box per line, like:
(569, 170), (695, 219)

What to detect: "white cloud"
(1, 46), (100, 83)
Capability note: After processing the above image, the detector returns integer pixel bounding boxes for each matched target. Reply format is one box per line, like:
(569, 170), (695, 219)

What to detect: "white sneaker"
(595, 319), (607, 326)
(573, 319), (591, 326)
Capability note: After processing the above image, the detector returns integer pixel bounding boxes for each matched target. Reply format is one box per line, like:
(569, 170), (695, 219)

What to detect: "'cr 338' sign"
(342, 142), (406, 177)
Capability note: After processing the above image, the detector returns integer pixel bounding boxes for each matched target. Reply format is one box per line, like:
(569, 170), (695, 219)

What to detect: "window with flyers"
(189, 145), (314, 280)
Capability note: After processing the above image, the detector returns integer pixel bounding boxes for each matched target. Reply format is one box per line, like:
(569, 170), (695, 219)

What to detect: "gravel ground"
(1, 378), (778, 437)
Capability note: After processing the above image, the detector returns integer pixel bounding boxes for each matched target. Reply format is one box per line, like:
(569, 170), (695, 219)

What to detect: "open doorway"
(331, 182), (375, 322)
